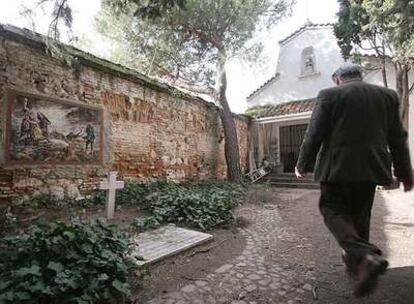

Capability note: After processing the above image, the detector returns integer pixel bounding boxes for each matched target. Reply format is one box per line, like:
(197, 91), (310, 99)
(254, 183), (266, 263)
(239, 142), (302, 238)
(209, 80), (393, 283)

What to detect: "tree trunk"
(381, 46), (388, 88)
(396, 62), (410, 130)
(216, 50), (242, 182)
(381, 57), (388, 88)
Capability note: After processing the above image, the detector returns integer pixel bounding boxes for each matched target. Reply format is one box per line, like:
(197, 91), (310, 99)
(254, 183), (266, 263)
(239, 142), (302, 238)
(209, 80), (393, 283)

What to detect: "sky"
(0, 0), (339, 113)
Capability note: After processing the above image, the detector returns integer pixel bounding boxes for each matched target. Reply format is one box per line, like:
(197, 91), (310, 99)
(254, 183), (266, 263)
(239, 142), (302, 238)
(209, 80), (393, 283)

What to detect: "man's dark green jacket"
(296, 79), (412, 185)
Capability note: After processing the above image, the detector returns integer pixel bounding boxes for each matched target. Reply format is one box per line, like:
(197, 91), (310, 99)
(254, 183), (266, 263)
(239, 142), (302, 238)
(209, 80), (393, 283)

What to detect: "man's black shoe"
(353, 254), (388, 298)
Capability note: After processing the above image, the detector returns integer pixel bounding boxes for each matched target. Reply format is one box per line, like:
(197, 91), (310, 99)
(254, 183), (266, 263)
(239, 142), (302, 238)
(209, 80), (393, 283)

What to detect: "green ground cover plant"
(0, 219), (139, 304)
(129, 181), (244, 231)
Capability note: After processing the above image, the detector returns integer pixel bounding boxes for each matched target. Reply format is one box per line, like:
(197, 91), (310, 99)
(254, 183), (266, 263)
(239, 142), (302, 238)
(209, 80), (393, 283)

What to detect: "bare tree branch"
(20, 0), (54, 31)
(48, 0), (69, 40)
(409, 81), (414, 94)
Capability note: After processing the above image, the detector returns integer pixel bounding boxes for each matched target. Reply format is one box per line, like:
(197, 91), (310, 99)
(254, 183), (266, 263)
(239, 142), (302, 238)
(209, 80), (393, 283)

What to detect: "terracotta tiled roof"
(245, 98), (316, 119)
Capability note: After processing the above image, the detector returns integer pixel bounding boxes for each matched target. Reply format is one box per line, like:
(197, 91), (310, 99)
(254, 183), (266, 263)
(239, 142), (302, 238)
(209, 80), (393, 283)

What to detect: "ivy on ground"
(12, 192), (107, 209)
(0, 219), (139, 304)
(128, 181), (244, 231)
(81, 180), (244, 231)
(0, 207), (18, 237)
(10, 180), (245, 232)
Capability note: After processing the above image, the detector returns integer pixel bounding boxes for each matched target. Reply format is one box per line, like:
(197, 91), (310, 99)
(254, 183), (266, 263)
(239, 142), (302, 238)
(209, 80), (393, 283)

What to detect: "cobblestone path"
(146, 195), (318, 304)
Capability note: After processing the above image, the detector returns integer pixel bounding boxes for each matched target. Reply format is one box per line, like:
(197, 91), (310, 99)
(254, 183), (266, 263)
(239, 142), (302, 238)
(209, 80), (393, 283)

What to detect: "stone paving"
(146, 194), (318, 304)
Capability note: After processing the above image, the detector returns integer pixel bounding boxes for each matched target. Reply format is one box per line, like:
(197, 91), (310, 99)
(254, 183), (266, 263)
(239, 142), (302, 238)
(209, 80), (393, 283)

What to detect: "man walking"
(295, 64), (413, 297)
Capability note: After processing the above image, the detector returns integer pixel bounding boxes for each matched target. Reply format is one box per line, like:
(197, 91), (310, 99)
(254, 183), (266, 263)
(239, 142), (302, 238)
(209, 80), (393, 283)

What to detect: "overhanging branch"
(168, 21), (224, 50)
(166, 77), (215, 96)
(48, 0), (70, 39)
(153, 61), (214, 96)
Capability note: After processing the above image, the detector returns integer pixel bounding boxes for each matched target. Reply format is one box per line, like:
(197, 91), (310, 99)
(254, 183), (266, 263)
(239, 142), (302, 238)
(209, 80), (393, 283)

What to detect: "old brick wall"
(0, 30), (250, 201)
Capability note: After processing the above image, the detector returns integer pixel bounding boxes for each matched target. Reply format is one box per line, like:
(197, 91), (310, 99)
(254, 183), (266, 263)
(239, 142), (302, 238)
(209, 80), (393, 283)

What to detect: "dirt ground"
(133, 226), (246, 302)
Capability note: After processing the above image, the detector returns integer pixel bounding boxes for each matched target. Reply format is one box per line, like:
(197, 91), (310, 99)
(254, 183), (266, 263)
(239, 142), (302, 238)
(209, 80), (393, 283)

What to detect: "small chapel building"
(247, 22), (414, 174)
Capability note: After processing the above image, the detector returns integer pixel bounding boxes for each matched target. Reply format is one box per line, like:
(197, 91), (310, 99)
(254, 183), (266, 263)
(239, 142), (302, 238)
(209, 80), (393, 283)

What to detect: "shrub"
(132, 216), (162, 232)
(12, 194), (65, 209)
(80, 191), (106, 207)
(0, 207), (18, 237)
(116, 180), (170, 207)
(0, 219), (138, 303)
(13, 193), (106, 209)
(131, 181), (244, 231)
(9, 180), (244, 233)
(13, 181), (166, 209)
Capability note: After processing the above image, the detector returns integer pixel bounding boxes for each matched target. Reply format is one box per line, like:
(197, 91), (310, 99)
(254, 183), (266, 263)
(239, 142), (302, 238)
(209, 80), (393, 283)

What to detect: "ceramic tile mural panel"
(5, 90), (103, 165)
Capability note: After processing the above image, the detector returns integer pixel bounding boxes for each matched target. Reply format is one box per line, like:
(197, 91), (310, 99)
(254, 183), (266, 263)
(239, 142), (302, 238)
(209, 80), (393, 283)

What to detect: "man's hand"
(399, 178), (413, 192)
(295, 166), (307, 179)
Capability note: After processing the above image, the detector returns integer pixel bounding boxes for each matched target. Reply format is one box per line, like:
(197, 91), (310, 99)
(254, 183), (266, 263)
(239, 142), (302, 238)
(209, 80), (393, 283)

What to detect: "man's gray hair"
(332, 64), (363, 79)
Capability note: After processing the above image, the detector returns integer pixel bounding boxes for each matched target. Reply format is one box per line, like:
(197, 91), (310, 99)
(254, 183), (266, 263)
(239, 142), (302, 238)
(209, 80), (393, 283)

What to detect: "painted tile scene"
(6, 92), (103, 165)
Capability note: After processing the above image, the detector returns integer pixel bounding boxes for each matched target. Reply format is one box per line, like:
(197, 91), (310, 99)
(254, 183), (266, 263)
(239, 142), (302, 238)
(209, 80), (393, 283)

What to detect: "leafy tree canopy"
(334, 0), (414, 128)
(130, 0), (187, 19)
(334, 0), (414, 62)
(97, 0), (291, 89)
(362, 0), (414, 61)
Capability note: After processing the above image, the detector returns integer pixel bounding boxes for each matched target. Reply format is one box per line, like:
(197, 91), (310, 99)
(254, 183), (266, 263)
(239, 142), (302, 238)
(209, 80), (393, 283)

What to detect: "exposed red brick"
(0, 31), (250, 199)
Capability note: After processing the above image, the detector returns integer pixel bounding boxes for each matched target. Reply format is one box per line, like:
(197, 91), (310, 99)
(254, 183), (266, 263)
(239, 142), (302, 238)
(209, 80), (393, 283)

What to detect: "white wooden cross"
(99, 171), (124, 220)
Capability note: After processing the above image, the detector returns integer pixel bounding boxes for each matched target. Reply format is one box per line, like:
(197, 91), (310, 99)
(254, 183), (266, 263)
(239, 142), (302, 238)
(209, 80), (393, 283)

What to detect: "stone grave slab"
(132, 224), (213, 266)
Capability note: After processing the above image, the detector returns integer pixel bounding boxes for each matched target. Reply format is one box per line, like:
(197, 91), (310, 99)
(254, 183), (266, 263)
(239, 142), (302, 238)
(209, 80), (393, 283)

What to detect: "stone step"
(259, 172), (319, 189)
(263, 177), (315, 183)
(268, 182), (320, 189)
(266, 173), (315, 178)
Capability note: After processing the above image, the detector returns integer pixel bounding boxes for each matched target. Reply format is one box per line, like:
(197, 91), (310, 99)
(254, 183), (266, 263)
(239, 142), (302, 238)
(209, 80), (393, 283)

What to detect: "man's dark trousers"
(319, 182), (381, 263)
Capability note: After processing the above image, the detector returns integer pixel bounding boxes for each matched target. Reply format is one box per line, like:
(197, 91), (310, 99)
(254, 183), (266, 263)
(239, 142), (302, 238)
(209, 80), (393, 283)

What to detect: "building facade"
(247, 23), (414, 174)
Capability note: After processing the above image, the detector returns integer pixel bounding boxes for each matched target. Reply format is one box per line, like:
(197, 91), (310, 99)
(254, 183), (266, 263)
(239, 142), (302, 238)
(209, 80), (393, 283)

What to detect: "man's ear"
(335, 78), (341, 86)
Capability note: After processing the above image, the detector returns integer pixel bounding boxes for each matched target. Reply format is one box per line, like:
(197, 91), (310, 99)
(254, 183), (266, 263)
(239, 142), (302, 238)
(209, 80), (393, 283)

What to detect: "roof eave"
(278, 23), (335, 45)
(246, 73), (280, 101)
(253, 111), (313, 123)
